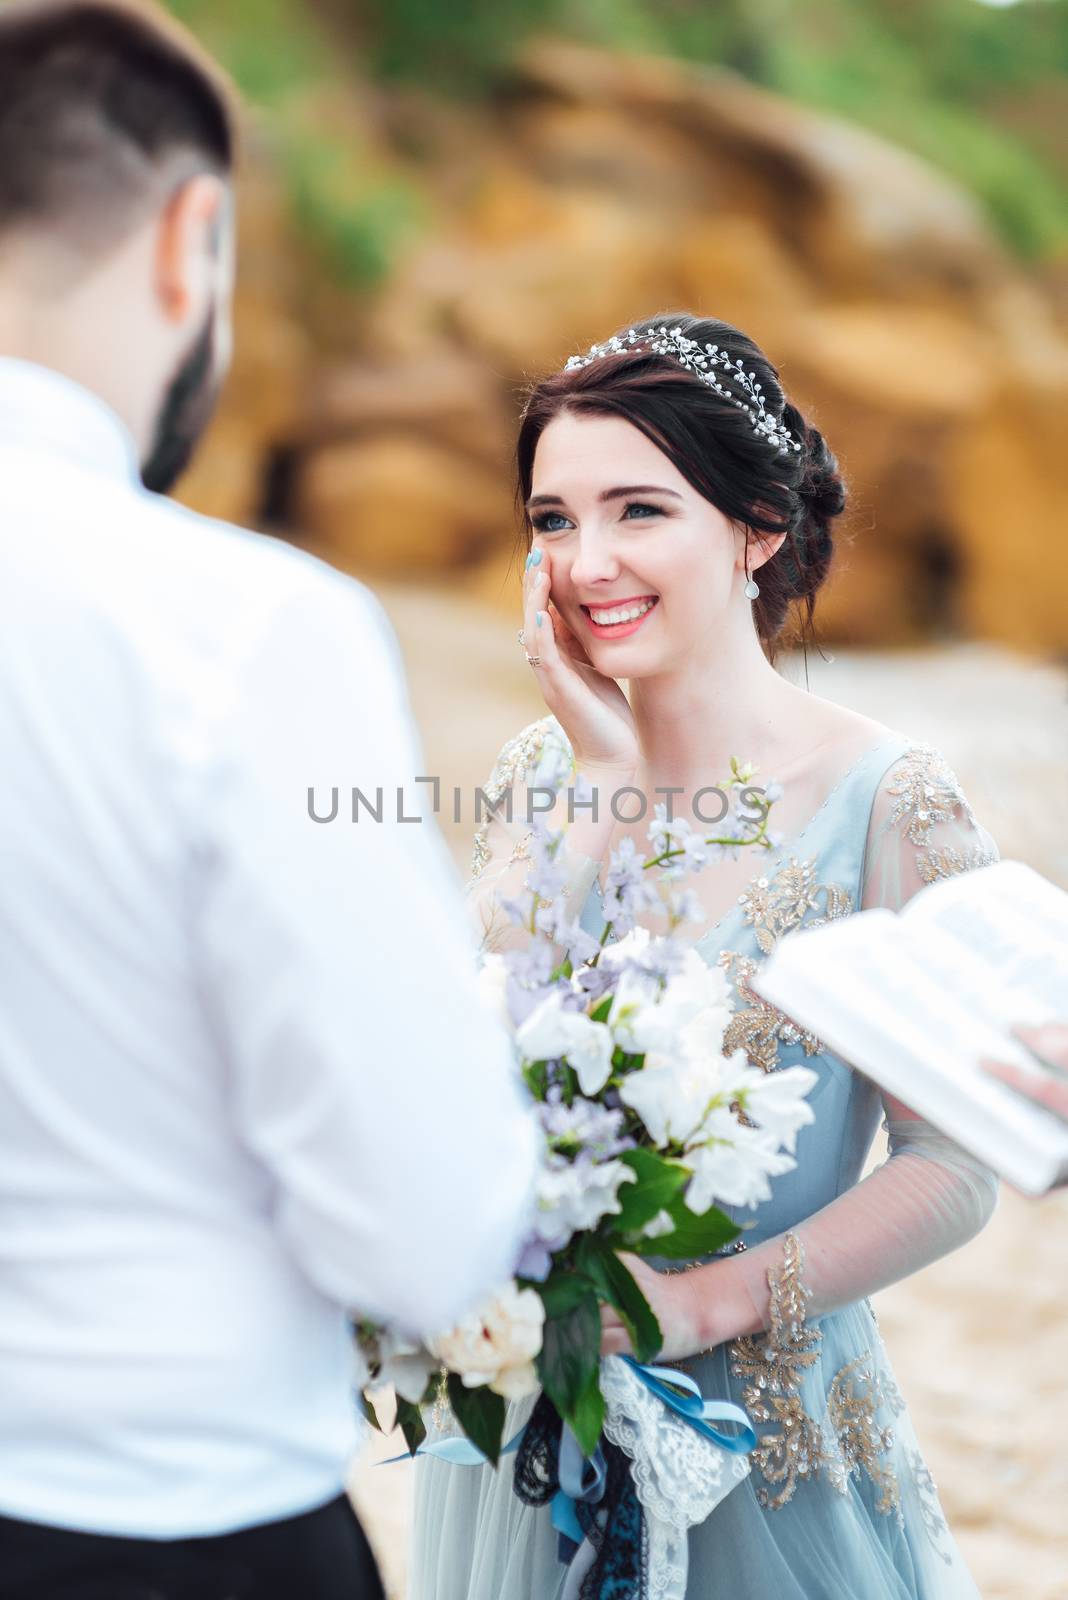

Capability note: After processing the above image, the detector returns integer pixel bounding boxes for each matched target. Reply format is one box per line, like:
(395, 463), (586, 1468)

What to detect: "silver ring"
(525, 653), (542, 667)
(516, 628), (526, 647)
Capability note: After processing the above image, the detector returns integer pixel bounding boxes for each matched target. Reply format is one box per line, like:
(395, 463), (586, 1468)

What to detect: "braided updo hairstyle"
(516, 312), (845, 664)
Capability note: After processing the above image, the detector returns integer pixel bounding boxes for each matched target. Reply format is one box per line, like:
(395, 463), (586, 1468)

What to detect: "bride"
(410, 313), (999, 1598)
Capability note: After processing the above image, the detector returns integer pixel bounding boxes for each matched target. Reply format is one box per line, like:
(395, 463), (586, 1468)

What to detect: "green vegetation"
(361, 0), (1068, 260)
(166, 0), (1068, 268)
(166, 0), (424, 288)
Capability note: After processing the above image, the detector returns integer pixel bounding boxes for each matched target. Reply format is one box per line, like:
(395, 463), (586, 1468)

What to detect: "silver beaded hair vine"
(563, 324), (802, 457)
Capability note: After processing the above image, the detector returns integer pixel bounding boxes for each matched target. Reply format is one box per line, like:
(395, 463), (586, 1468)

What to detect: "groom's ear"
(153, 173), (231, 328)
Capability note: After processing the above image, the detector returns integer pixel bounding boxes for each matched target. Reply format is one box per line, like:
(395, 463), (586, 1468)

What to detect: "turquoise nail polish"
(536, 611), (544, 625)
(524, 553), (532, 570)
(530, 548), (542, 566)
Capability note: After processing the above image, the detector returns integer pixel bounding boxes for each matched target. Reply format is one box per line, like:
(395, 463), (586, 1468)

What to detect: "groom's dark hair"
(0, 0), (236, 250)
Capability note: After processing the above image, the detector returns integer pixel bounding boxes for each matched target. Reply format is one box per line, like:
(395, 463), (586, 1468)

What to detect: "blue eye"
(622, 501), (662, 520)
(532, 511), (572, 534)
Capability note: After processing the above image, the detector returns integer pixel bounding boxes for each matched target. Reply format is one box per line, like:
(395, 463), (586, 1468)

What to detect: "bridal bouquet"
(357, 764), (816, 1590)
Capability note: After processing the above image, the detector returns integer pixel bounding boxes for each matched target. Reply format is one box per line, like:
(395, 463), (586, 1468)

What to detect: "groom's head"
(0, 0), (238, 491)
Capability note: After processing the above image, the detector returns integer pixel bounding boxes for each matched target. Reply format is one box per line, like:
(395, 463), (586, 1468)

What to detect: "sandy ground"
(346, 581), (1068, 1600)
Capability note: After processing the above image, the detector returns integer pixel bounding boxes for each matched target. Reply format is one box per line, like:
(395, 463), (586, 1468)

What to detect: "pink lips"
(580, 596), (660, 640)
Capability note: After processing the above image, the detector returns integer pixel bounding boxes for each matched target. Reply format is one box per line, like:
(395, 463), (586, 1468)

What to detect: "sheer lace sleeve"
(860, 743), (1000, 914)
(701, 744), (1001, 1348)
(465, 715), (601, 957)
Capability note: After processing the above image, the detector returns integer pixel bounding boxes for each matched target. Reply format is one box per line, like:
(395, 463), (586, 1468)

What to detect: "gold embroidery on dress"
(469, 717), (565, 880)
(718, 950), (825, 1074)
(729, 1234), (824, 1509)
(717, 861), (854, 1073)
(873, 744), (998, 897)
(737, 859), (823, 954)
(824, 1354), (904, 1524)
(507, 829), (535, 869)
(916, 841), (999, 885)
(729, 1239), (919, 1520)
(882, 745), (977, 848)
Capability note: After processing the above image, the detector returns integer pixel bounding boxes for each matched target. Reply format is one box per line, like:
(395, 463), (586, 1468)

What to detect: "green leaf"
(395, 1395), (427, 1456)
(632, 1194), (740, 1260)
(356, 1387), (384, 1433)
(611, 1149), (689, 1233)
(534, 1271), (598, 1319)
(590, 997), (612, 1023)
(536, 1294), (601, 1420)
(565, 1367), (606, 1459)
(445, 1374), (506, 1467)
(577, 1238), (662, 1365)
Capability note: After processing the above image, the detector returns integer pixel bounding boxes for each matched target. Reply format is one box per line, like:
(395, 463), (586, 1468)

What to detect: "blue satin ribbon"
(552, 1424), (606, 1558)
(378, 1426), (526, 1468)
(379, 1360), (756, 1562)
(620, 1355), (757, 1455)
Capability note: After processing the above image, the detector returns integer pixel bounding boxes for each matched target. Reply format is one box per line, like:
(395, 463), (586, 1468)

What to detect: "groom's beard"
(141, 310), (222, 495)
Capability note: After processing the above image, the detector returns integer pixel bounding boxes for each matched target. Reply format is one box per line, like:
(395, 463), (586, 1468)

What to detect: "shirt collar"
(0, 357), (142, 485)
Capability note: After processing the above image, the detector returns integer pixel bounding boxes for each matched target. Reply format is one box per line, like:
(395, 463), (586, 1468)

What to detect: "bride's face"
(527, 412), (743, 675)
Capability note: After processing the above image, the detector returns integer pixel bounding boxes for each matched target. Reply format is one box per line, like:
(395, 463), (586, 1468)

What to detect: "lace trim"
(600, 1354), (750, 1600)
(906, 1447), (955, 1565)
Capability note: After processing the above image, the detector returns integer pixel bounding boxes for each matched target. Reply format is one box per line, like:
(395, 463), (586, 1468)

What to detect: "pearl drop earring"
(743, 564), (760, 600)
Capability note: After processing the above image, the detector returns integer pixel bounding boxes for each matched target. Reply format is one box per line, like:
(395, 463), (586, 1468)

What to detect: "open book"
(750, 860), (1068, 1195)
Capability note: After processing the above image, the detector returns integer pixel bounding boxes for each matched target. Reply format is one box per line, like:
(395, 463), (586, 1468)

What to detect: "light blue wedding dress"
(410, 717), (1000, 1600)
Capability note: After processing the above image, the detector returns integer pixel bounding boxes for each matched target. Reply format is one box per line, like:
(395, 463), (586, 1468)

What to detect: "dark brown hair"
(516, 312), (845, 665)
(0, 0), (237, 249)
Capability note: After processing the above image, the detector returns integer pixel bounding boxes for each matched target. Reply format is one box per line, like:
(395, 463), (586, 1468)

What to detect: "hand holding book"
(982, 1022), (1068, 1123)
(752, 862), (1068, 1194)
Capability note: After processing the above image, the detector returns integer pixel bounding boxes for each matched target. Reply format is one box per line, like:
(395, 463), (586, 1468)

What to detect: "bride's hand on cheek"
(522, 541), (639, 776)
(546, 597), (593, 670)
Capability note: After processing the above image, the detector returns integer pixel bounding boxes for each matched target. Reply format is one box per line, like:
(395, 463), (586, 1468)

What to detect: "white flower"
(532, 1158), (636, 1251)
(516, 994), (615, 1095)
(641, 1208), (676, 1240)
(677, 1005), (737, 1071)
(364, 1329), (437, 1406)
(474, 953), (512, 1031)
(736, 1065), (818, 1153)
(619, 1050), (729, 1148)
(428, 1283), (545, 1401)
(515, 990), (571, 1060)
(612, 953), (728, 1059)
(600, 926), (654, 967)
(661, 949), (733, 1025)
(607, 967), (663, 1054)
(491, 1357), (541, 1401)
(684, 1113), (797, 1213)
(564, 1013), (616, 1096)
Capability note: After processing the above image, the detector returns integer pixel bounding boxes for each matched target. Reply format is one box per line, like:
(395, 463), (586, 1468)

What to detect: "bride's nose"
(568, 527), (623, 590)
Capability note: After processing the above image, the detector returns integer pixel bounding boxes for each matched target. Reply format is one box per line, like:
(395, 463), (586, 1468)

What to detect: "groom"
(0, 3), (538, 1596)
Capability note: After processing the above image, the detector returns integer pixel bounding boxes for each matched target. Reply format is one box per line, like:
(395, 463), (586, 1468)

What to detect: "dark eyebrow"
(525, 484), (683, 512)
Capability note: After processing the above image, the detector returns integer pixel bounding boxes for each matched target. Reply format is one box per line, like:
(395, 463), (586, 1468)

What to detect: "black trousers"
(0, 1492), (386, 1600)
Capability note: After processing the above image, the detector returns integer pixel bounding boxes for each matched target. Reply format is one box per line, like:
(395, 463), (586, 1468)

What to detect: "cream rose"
(429, 1283), (545, 1401)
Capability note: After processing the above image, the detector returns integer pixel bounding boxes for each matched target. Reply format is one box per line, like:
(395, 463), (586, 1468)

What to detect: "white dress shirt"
(0, 358), (538, 1538)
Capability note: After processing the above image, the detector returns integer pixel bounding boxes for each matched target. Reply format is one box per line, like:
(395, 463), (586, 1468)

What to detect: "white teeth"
(589, 599), (656, 626)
